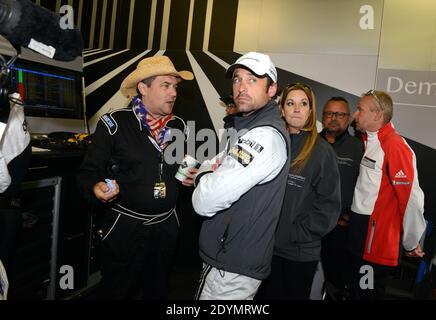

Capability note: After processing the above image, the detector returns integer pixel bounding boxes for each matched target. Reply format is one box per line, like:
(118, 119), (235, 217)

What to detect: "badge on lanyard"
(154, 181), (166, 199)
(154, 152), (166, 199)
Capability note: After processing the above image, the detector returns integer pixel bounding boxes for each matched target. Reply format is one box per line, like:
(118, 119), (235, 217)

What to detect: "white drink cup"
(175, 155), (201, 182)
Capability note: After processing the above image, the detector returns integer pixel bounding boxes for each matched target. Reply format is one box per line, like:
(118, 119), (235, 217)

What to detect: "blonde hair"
(280, 83), (318, 173)
(364, 90), (393, 123)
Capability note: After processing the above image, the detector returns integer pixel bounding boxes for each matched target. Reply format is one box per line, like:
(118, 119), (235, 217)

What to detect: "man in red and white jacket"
(347, 90), (426, 299)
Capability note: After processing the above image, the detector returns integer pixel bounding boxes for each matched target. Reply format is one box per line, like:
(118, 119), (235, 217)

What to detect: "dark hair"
(324, 96), (350, 113)
(136, 76), (157, 96)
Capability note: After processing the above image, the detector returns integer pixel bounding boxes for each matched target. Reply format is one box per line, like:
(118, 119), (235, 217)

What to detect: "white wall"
(232, 0), (436, 149)
(234, 0), (382, 55)
(378, 0), (436, 71)
(376, 0), (436, 148)
(233, 0), (382, 99)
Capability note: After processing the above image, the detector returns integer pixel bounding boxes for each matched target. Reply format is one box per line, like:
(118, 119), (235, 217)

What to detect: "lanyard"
(158, 151), (164, 181)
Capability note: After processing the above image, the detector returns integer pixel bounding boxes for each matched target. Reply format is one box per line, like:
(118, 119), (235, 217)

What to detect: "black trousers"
(0, 207), (22, 270)
(348, 253), (394, 300)
(321, 224), (351, 299)
(256, 255), (318, 300)
(98, 211), (179, 300)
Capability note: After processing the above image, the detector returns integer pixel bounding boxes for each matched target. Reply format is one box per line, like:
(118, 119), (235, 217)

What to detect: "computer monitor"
(8, 59), (84, 119)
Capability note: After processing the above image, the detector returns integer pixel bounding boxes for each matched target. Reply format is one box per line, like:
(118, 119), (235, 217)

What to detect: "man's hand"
(182, 168), (199, 187)
(93, 180), (120, 203)
(337, 213), (350, 227)
(405, 243), (425, 258)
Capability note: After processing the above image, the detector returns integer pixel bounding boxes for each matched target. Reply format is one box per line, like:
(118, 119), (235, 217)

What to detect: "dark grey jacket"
(274, 132), (341, 262)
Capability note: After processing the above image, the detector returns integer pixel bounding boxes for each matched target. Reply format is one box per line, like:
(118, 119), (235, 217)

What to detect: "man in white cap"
(192, 52), (290, 300)
(78, 56), (194, 299)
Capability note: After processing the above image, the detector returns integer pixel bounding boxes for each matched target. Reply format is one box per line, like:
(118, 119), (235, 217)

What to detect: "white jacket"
(0, 93), (30, 193)
(192, 126), (287, 217)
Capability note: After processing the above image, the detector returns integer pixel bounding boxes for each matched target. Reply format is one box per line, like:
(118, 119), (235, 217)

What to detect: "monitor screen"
(9, 59), (84, 119)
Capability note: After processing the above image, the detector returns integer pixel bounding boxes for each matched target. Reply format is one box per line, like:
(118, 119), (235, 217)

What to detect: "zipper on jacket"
(367, 220), (376, 254)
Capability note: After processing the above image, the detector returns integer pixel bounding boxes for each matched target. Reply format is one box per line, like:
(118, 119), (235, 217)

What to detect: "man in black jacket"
(320, 97), (364, 299)
(78, 56), (194, 299)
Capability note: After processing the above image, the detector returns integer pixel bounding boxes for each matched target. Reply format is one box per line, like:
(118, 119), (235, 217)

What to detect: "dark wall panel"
(190, 0), (207, 50)
(166, 0), (190, 50)
(114, 0), (131, 49)
(131, 0), (152, 49)
(104, 0), (114, 48)
(83, 49), (115, 64)
(209, 0), (238, 51)
(152, 0), (165, 49)
(93, 0), (104, 48)
(72, 0), (81, 27)
(81, 0), (94, 48)
(40, 0), (56, 12)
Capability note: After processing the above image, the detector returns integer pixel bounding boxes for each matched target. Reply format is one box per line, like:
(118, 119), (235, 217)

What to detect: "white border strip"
(56, 0), (61, 13)
(83, 48), (101, 54)
(84, 49), (129, 67)
(203, 0), (213, 51)
(204, 51), (230, 69)
(88, 0), (99, 48)
(148, 0), (158, 49)
(160, 0), (172, 49)
(77, 0), (84, 30)
(127, 0), (136, 49)
(395, 102), (436, 109)
(186, 51), (226, 134)
(185, 0), (195, 50)
(84, 48), (112, 57)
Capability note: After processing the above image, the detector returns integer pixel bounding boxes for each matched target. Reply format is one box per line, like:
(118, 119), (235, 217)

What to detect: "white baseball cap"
(226, 52), (277, 83)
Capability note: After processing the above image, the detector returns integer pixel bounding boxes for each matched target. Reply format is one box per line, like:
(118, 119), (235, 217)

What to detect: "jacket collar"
(365, 122), (395, 141)
(320, 128), (350, 146)
(226, 100), (278, 130)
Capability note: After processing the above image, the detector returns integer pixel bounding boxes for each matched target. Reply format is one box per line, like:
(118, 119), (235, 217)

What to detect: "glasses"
(323, 111), (349, 119)
(364, 89), (383, 110)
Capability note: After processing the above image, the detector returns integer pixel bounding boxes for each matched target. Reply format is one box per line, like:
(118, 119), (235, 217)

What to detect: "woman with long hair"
(257, 83), (341, 300)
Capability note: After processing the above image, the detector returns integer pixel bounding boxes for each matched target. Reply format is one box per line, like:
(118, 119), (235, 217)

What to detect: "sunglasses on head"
(364, 89), (383, 110)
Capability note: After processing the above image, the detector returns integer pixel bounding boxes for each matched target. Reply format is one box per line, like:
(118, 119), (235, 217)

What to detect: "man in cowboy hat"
(78, 55), (194, 299)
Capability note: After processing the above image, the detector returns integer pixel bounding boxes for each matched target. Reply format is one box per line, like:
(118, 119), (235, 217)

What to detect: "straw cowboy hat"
(120, 56), (194, 98)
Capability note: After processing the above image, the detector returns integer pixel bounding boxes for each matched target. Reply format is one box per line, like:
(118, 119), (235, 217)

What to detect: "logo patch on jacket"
(101, 114), (117, 135)
(238, 137), (264, 153)
(394, 170), (407, 179)
(229, 145), (254, 167)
